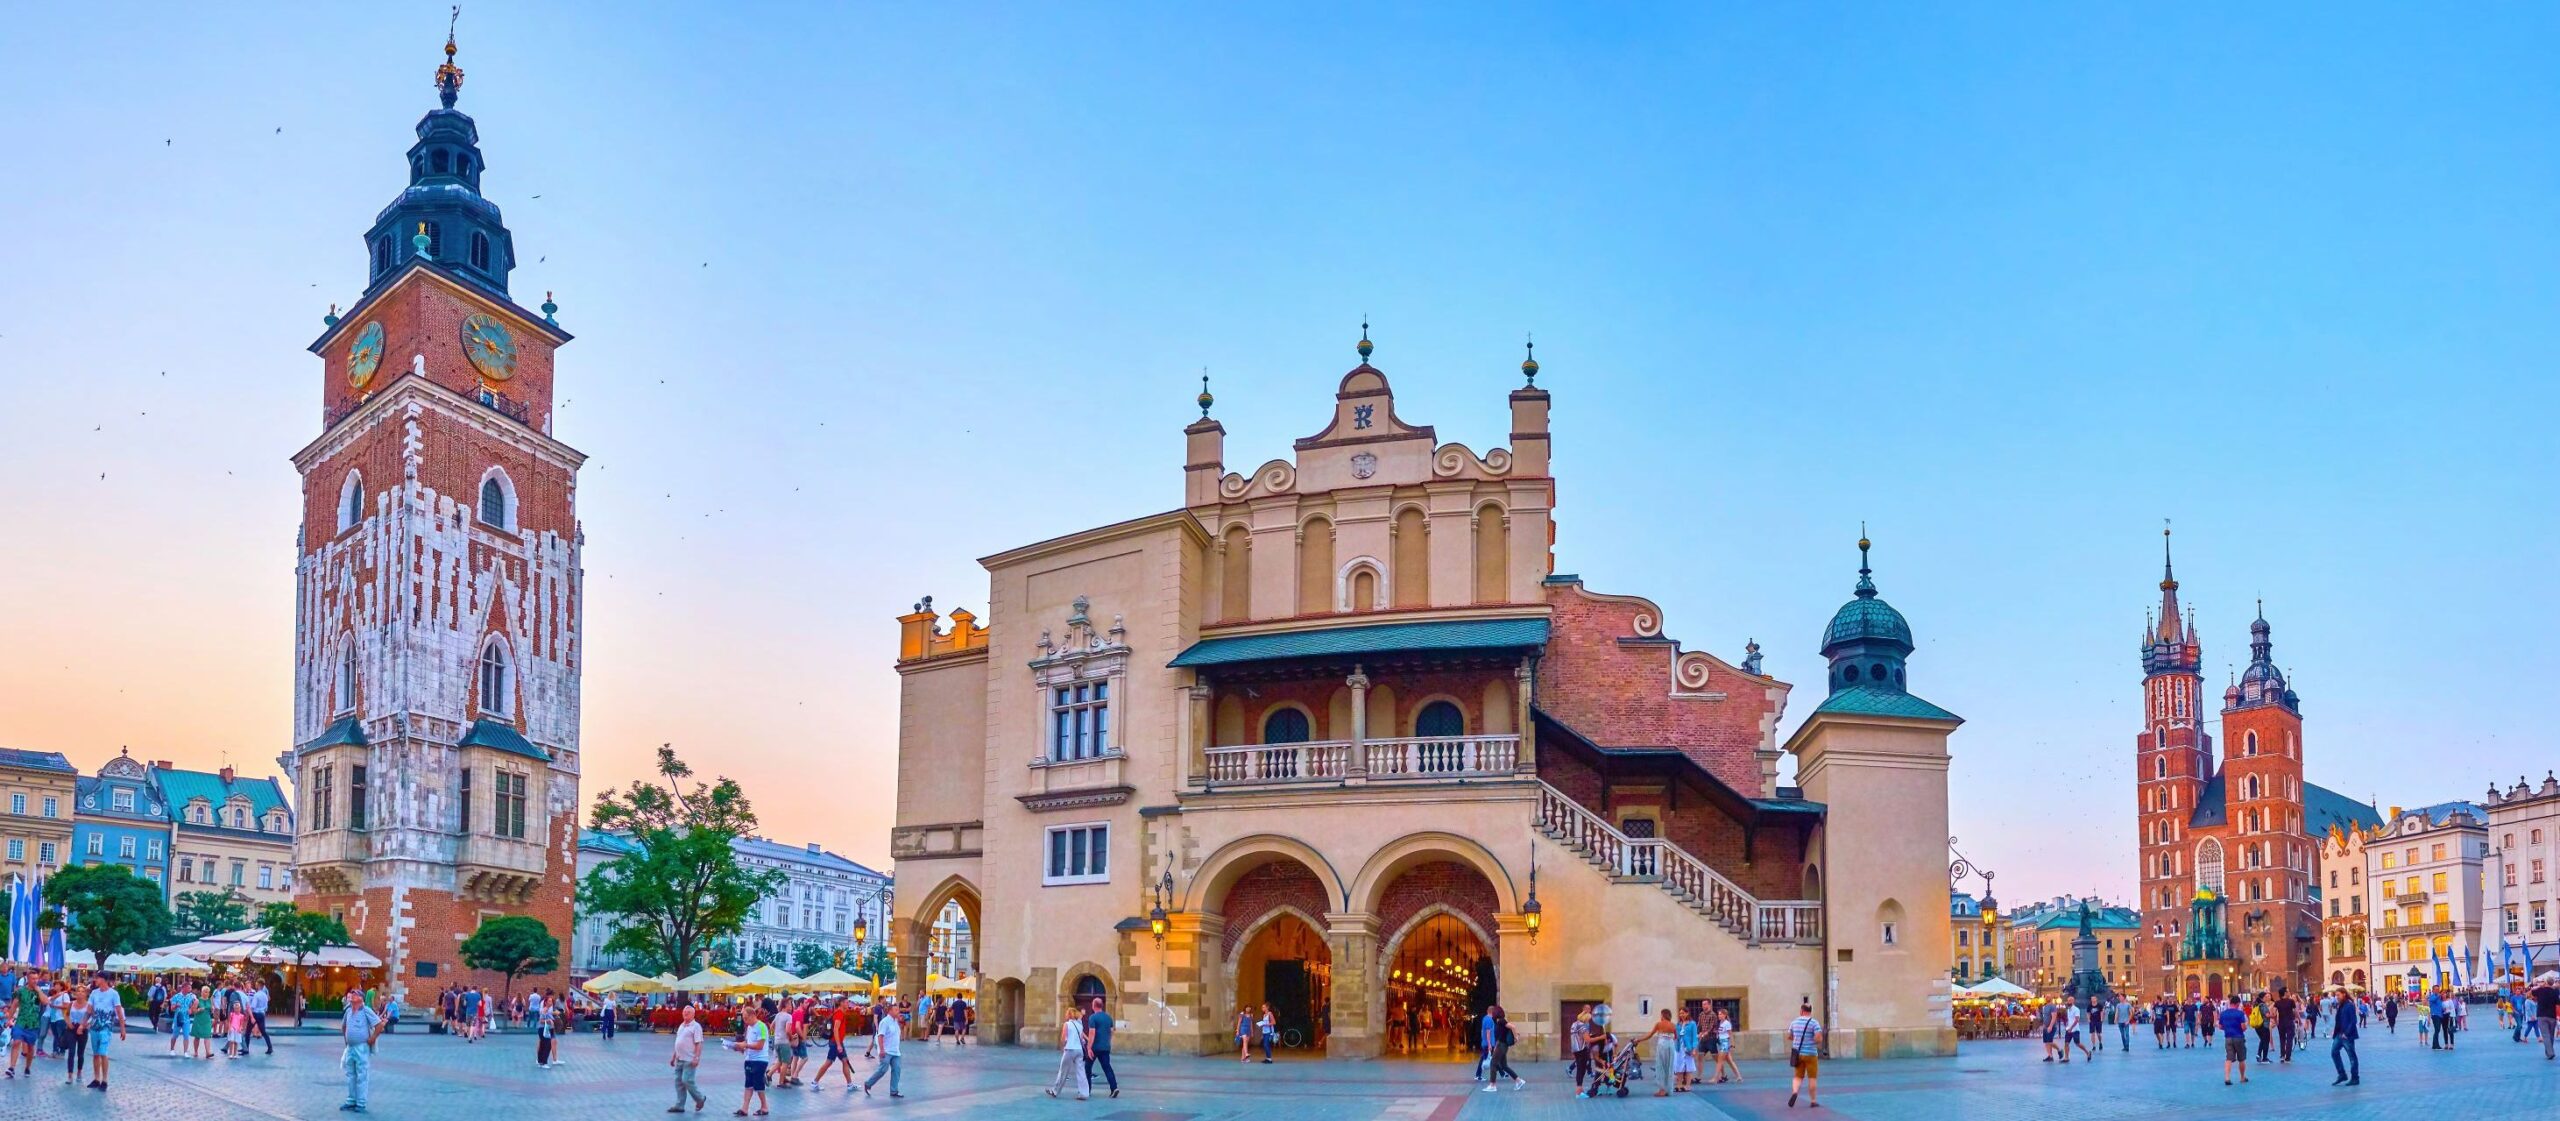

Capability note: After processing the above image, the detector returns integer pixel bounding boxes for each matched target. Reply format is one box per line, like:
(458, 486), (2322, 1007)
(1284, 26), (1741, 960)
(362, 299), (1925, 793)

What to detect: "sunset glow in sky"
(3, 4), (2554, 894)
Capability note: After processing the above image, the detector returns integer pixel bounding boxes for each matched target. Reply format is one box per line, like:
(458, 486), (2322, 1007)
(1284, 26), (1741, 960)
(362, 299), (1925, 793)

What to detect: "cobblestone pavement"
(4, 1024), (2553, 1121)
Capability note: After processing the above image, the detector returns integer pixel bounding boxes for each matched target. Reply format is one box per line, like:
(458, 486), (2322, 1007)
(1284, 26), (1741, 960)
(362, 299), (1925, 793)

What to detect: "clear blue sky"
(3, 3), (2553, 896)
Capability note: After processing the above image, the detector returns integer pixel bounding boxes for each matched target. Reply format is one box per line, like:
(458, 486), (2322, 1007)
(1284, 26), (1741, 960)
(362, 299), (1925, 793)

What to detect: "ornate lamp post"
(1150, 868), (1174, 945)
(1522, 851), (1543, 944)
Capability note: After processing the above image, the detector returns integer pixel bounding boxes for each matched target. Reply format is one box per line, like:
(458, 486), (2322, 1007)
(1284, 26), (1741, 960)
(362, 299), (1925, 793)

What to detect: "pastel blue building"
(72, 749), (171, 895)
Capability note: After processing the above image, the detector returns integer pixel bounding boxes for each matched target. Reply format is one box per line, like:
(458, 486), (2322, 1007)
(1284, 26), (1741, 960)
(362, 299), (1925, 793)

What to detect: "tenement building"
(0, 749), (79, 881)
(2484, 774), (2560, 977)
(2130, 531), (2380, 1000)
(73, 750), (171, 893)
(889, 336), (1961, 1059)
(2362, 802), (2486, 994)
(571, 832), (890, 980)
(288, 33), (584, 999)
(158, 763), (297, 908)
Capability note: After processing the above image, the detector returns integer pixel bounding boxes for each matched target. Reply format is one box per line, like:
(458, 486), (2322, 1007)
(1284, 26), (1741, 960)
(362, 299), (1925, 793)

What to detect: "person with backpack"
(1785, 999), (1822, 1108)
(1484, 1006), (1523, 1090)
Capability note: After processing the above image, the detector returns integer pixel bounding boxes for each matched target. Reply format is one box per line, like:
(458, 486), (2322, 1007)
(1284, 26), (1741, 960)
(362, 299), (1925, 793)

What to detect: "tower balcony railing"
(1201, 734), (1522, 786)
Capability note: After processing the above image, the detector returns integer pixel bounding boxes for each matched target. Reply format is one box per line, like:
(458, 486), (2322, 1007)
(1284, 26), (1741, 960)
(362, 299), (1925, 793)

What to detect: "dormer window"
(111, 789), (134, 813)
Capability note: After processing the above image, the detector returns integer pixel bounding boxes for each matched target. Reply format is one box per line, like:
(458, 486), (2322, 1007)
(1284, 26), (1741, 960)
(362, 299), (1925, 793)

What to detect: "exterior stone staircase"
(1535, 781), (1822, 946)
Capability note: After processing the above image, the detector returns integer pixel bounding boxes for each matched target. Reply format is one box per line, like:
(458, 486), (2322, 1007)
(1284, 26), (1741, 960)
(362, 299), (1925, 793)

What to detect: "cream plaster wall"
(1790, 713), (1958, 1057)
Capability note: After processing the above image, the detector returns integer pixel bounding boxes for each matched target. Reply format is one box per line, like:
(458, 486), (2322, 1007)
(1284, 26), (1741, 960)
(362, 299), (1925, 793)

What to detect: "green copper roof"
(301, 715), (369, 752)
(1812, 683), (1961, 722)
(459, 718), (551, 761)
(1822, 596), (1913, 652)
(1170, 617), (1550, 668)
(151, 766), (288, 820)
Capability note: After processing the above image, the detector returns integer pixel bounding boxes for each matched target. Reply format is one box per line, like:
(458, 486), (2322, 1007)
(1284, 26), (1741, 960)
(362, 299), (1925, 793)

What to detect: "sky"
(2, 4), (2554, 901)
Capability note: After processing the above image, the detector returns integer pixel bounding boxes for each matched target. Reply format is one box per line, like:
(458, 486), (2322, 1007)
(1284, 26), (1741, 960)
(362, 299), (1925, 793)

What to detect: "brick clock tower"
(2134, 527), (2209, 998)
(288, 32), (582, 999)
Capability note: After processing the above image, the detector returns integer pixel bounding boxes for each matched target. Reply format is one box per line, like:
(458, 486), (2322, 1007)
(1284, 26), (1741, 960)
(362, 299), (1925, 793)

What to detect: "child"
(226, 1002), (248, 1058)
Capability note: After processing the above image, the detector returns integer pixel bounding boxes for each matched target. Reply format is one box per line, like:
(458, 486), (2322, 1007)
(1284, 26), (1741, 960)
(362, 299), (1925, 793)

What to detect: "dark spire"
(2154, 520), (2184, 643)
(1357, 318), (1373, 363)
(1521, 333), (1539, 387)
(361, 8), (516, 296)
(1196, 369), (1214, 418)
(1855, 522), (1877, 598)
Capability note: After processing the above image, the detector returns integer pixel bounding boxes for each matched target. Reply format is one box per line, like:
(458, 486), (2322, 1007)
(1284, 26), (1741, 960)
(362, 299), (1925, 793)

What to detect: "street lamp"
(1149, 868), (1174, 945)
(1522, 853), (1543, 943)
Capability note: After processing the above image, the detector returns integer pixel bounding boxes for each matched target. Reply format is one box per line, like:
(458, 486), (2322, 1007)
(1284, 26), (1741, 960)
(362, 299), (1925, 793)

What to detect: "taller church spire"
(2143, 523), (2202, 676)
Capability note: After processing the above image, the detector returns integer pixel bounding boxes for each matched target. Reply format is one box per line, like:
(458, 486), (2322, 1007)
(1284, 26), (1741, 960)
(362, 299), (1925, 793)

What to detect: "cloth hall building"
(889, 337), (1962, 1060)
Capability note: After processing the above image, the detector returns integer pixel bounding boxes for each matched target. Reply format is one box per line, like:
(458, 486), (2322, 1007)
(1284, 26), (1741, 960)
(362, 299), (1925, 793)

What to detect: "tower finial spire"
(2160, 519), (2177, 590)
(1855, 523), (1876, 598)
(435, 6), (466, 109)
(1521, 333), (1539, 386)
(1196, 368), (1214, 418)
(1357, 316), (1373, 363)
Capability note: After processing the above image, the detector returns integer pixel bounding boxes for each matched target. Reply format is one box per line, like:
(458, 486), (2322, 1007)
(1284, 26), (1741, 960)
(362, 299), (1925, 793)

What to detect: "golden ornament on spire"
(435, 6), (466, 108)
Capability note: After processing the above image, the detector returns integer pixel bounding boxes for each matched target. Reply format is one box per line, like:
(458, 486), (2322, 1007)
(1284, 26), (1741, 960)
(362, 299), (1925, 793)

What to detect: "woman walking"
(1674, 1007), (1699, 1091)
(1236, 1007), (1254, 1062)
(1646, 1010), (1678, 1097)
(190, 985), (215, 1060)
(1484, 1006), (1525, 1090)
(1046, 1004), (1091, 1100)
(1710, 1008), (1742, 1085)
(1257, 1004), (1277, 1063)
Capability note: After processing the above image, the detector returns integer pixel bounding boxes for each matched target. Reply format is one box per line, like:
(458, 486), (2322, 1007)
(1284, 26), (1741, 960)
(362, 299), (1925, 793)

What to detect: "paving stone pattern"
(7, 1022), (2554, 1121)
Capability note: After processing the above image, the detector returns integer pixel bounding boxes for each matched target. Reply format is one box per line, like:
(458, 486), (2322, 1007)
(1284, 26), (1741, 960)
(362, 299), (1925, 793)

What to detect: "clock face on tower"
(346, 320), (386, 390)
(460, 313), (518, 383)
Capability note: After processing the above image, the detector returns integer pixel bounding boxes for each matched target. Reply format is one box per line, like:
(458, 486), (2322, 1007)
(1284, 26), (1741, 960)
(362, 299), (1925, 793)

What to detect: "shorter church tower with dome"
(887, 331), (1966, 1060)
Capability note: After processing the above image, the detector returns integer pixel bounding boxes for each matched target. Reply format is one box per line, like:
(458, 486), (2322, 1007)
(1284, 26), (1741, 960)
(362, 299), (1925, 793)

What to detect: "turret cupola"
(360, 22), (517, 296)
(1821, 531), (1915, 694)
(2227, 601), (2299, 713)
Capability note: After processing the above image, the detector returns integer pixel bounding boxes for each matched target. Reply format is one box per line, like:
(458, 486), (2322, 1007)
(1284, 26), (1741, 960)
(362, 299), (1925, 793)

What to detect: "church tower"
(2135, 526), (2209, 998)
(2218, 603), (2310, 993)
(288, 27), (583, 999)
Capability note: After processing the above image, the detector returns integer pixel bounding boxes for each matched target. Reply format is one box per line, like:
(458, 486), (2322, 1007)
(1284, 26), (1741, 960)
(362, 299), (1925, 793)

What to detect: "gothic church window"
(338, 471), (364, 532)
(478, 636), (513, 717)
(336, 645), (356, 714)
(478, 468), (515, 530)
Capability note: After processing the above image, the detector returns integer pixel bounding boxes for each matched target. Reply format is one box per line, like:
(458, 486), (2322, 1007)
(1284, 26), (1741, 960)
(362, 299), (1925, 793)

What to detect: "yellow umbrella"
(928, 973), (976, 995)
(584, 969), (670, 994)
(672, 967), (738, 992)
(789, 967), (866, 992)
(725, 965), (803, 993)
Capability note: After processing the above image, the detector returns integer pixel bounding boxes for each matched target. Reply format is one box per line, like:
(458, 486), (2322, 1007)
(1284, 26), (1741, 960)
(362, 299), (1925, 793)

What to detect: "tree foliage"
(172, 889), (250, 939)
(858, 943), (897, 984)
(260, 903), (353, 1026)
(578, 744), (783, 979)
(460, 915), (559, 997)
(791, 942), (834, 975)
(43, 864), (172, 969)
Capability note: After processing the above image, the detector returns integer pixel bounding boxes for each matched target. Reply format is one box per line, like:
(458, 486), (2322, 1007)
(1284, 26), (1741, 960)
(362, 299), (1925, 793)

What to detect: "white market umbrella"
(1966, 977), (2032, 998)
(671, 968), (738, 992)
(726, 965), (803, 993)
(788, 968), (866, 992)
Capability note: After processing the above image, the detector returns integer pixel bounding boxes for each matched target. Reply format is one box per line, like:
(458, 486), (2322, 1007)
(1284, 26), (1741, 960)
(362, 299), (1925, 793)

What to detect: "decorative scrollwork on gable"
(1674, 651), (1728, 697)
(1218, 459), (1298, 499)
(1433, 443), (1515, 479)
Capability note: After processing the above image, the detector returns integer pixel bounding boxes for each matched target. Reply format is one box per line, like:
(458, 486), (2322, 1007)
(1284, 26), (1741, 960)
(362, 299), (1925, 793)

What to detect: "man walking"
(2528, 977), (2560, 1060)
(340, 990), (385, 1112)
(1084, 997), (1119, 1099)
(249, 981), (273, 1055)
(668, 1004), (707, 1113)
(2218, 995), (2250, 1086)
(83, 975), (125, 1092)
(861, 1000), (904, 1098)
(2328, 987), (2361, 1086)
(2274, 988), (2297, 1062)
(2383, 992), (2399, 1034)
(1785, 999), (1822, 1108)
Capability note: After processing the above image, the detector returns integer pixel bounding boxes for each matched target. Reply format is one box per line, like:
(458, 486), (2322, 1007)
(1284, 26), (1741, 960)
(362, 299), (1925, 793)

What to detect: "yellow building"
(0, 749), (81, 879)
(888, 338), (1963, 1060)
(154, 763), (298, 911)
(1950, 891), (2007, 984)
(2006, 897), (2142, 999)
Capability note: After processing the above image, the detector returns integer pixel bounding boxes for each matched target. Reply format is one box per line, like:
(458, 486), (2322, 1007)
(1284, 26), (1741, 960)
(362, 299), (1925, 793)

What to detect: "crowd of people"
(0, 965), (132, 1092)
(2021, 977), (2560, 1089)
(1553, 999), (1779, 1103)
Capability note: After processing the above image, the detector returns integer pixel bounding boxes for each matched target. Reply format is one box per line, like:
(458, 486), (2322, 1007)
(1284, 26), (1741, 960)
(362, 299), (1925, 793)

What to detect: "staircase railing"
(1534, 781), (1822, 945)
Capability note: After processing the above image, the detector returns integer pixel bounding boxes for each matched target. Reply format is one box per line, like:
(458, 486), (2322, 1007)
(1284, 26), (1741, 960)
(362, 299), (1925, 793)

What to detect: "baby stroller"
(1582, 1034), (1637, 1099)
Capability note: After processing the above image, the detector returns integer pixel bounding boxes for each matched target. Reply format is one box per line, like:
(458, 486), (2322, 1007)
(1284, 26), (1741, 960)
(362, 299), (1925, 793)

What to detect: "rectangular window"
(1048, 682), (1113, 762)
(85, 834), (103, 857)
(145, 868), (159, 884)
(775, 904), (790, 928)
(229, 860), (245, 886)
(258, 865), (273, 889)
(2535, 902), (2549, 934)
(458, 769), (474, 834)
(2432, 872), (2447, 893)
(2534, 859), (2547, 884)
(118, 836), (135, 858)
(312, 765), (335, 830)
(40, 797), (56, 819)
(1043, 823), (1110, 885)
(146, 840), (162, 860)
(8, 794), (21, 815)
(2431, 843), (2445, 861)
(349, 765), (369, 830)
(496, 771), (529, 840)
(2432, 903), (2448, 924)
(111, 789), (134, 812)
(38, 842), (55, 865)
(2381, 852), (2396, 869)
(10, 838), (27, 861)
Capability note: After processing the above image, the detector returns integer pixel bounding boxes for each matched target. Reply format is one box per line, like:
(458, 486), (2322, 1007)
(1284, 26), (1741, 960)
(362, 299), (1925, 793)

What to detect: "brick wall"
(1376, 860), (1498, 948)
(1218, 860), (1332, 958)
(1536, 583), (1774, 792)
(1534, 741), (1807, 900)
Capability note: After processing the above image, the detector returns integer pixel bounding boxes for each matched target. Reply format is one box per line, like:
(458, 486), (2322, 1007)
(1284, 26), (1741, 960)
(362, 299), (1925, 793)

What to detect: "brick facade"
(1218, 860), (1333, 958)
(1536, 582), (1782, 793)
(1375, 861), (1500, 951)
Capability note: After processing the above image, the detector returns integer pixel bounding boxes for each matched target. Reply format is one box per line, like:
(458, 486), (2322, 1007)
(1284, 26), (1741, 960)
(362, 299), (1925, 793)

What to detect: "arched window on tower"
(2244, 731), (2259, 757)
(335, 645), (356, 715)
(1297, 516), (1334, 614)
(1472, 503), (1509, 603)
(431, 149), (450, 175)
(477, 636), (512, 717)
(2246, 775), (2262, 801)
(456, 153), (472, 179)
(2155, 755), (2167, 780)
(337, 470), (364, 533)
(470, 232), (491, 271)
(2197, 838), (2225, 893)
(478, 468), (515, 531)
(420, 221), (442, 259)
(371, 236), (392, 278)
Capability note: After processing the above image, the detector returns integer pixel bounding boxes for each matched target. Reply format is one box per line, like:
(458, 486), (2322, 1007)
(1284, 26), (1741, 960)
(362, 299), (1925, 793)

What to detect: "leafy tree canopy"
(578, 744), (783, 976)
(791, 942), (834, 975)
(172, 889), (250, 939)
(858, 943), (897, 984)
(259, 903), (353, 1026)
(459, 915), (559, 997)
(43, 864), (172, 969)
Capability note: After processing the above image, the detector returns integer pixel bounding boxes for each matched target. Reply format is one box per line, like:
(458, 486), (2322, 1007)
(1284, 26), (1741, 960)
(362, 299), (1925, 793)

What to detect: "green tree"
(43, 863), (173, 969)
(171, 889), (250, 938)
(459, 915), (559, 998)
(791, 942), (833, 975)
(578, 745), (783, 984)
(857, 943), (896, 984)
(260, 903), (352, 1026)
